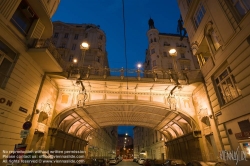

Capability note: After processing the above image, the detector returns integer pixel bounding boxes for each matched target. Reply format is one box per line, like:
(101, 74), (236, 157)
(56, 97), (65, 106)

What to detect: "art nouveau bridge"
(48, 68), (205, 141)
(22, 67), (216, 161)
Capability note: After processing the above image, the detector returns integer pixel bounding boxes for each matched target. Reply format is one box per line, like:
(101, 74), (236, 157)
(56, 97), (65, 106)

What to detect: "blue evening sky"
(52, 0), (181, 136)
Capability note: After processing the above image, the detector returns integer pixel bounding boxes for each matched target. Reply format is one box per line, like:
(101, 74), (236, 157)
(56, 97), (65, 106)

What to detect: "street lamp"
(168, 48), (179, 84)
(73, 58), (78, 64)
(80, 42), (89, 65)
(169, 48), (178, 71)
(137, 63), (142, 80)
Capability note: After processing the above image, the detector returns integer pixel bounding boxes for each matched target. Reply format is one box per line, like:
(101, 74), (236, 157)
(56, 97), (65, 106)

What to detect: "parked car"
(187, 160), (212, 166)
(162, 159), (186, 166)
(109, 158), (117, 165)
(143, 159), (152, 166)
(138, 158), (146, 165)
(186, 161), (231, 166)
(96, 158), (110, 166)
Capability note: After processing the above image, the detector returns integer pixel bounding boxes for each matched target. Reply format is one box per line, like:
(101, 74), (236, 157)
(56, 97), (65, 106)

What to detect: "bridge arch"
(51, 100), (200, 141)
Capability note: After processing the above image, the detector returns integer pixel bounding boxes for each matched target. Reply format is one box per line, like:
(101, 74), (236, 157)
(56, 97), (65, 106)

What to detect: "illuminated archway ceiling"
(52, 78), (201, 140)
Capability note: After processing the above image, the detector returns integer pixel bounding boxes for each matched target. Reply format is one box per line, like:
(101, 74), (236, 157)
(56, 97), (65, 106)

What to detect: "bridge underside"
(51, 77), (201, 141)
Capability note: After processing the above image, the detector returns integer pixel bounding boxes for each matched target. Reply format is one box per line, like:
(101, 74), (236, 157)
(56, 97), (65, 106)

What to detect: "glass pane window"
(215, 67), (241, 105)
(11, 0), (37, 35)
(153, 60), (156, 67)
(231, 0), (250, 16)
(193, 3), (206, 28)
(0, 40), (17, 88)
(64, 33), (68, 38)
(151, 49), (155, 54)
(74, 34), (78, 40)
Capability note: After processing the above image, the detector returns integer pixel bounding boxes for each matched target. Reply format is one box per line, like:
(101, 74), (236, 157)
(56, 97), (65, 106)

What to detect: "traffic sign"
(22, 121), (32, 130)
(20, 130), (29, 138)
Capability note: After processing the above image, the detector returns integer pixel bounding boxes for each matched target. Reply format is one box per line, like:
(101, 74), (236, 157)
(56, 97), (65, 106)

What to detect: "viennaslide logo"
(219, 146), (247, 165)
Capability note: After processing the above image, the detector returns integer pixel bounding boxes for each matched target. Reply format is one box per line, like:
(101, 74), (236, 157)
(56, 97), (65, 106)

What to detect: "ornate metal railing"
(31, 39), (68, 70)
(68, 66), (203, 84)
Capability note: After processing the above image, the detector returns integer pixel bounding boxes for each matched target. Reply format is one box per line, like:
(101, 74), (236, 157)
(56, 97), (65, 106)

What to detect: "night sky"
(52, 0), (181, 136)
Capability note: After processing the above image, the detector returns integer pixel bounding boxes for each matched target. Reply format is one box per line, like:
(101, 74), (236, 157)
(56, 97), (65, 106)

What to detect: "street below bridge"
(115, 159), (139, 166)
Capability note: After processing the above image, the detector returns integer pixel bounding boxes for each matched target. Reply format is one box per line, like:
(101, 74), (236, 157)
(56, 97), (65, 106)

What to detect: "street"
(116, 159), (139, 166)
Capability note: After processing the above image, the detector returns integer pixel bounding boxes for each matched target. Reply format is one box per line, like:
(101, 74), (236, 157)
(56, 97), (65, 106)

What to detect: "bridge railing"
(68, 66), (203, 84)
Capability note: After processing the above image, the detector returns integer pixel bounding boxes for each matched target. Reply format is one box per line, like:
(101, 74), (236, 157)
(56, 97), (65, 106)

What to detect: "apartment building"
(177, 0), (250, 165)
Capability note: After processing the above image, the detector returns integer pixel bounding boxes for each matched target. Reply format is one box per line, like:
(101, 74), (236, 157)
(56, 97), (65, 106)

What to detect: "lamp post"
(80, 42), (89, 66)
(169, 48), (178, 71)
(168, 48), (179, 84)
(137, 63), (141, 80)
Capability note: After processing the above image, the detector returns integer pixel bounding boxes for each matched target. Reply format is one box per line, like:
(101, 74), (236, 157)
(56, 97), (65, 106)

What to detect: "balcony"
(28, 39), (66, 72)
(36, 122), (46, 133)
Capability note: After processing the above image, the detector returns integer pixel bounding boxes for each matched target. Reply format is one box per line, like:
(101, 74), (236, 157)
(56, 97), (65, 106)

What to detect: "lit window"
(0, 40), (17, 88)
(215, 67), (241, 105)
(11, 0), (37, 35)
(230, 0), (250, 16)
(193, 3), (206, 28)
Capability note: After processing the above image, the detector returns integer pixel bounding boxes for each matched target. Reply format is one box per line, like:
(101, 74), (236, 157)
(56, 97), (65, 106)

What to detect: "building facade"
(0, 0), (115, 164)
(116, 134), (133, 158)
(132, 18), (226, 163)
(177, 0), (250, 165)
(51, 21), (109, 76)
(134, 126), (166, 161)
(144, 18), (200, 78)
(0, 0), (60, 164)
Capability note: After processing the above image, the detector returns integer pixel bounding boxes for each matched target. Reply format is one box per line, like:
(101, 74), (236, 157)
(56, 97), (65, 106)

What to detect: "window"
(163, 52), (168, 57)
(154, 38), (156, 42)
(74, 34), (79, 40)
(215, 67), (241, 105)
(150, 39), (153, 43)
(54, 33), (58, 38)
(164, 42), (170, 46)
(64, 33), (68, 38)
(99, 35), (103, 40)
(153, 60), (156, 67)
(168, 63), (173, 69)
(0, 40), (17, 88)
(151, 49), (155, 54)
(98, 45), (102, 51)
(61, 44), (66, 48)
(11, 0), (37, 35)
(68, 55), (73, 62)
(187, 0), (192, 5)
(181, 53), (185, 58)
(85, 33), (88, 38)
(238, 120), (250, 132)
(193, 3), (206, 28)
(71, 44), (76, 50)
(230, 0), (250, 17)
